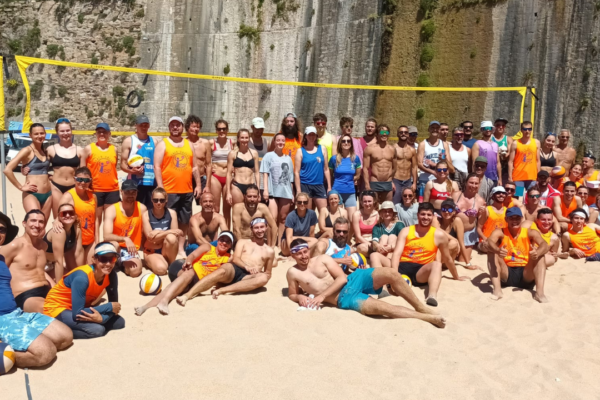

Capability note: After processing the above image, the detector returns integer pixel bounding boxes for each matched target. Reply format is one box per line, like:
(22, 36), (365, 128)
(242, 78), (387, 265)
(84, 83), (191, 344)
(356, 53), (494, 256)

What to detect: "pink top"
(359, 216), (377, 235)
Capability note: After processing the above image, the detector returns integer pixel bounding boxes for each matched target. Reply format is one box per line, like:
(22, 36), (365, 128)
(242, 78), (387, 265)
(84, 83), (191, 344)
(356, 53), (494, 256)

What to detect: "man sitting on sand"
(485, 207), (549, 302)
(0, 210), (52, 313)
(286, 239), (446, 328)
(186, 192), (227, 255)
(561, 208), (600, 260)
(176, 217), (275, 306)
(313, 217), (354, 271)
(232, 184), (277, 245)
(134, 232), (234, 316)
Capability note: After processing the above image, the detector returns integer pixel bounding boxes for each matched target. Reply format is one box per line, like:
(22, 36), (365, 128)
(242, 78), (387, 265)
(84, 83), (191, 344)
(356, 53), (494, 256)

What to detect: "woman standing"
(329, 133), (362, 218)
(226, 129), (260, 205)
(395, 187), (419, 227)
(294, 126), (331, 212)
(351, 191), (379, 256)
(423, 161), (460, 214)
(209, 119), (234, 224)
(261, 133), (295, 246)
(538, 133), (557, 173)
(317, 190), (348, 239)
(44, 204), (83, 282)
(4, 123), (52, 224)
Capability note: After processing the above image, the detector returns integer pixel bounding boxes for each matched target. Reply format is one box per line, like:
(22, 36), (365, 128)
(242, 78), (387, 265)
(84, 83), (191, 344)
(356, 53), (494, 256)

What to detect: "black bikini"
(540, 150), (556, 168)
(232, 150), (256, 195)
(44, 227), (77, 254)
(51, 145), (80, 193)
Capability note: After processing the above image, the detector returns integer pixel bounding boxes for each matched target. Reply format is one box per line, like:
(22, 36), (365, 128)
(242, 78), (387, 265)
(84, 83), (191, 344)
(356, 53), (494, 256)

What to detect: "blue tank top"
(0, 258), (17, 315)
(300, 146), (325, 185)
(128, 135), (156, 186)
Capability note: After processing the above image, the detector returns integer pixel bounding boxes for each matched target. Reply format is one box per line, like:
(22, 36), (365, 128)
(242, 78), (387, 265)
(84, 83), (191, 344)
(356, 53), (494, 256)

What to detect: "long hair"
(335, 134), (356, 168)
(436, 160), (453, 194)
(280, 116), (302, 138)
(236, 129), (250, 149)
(57, 203), (80, 230)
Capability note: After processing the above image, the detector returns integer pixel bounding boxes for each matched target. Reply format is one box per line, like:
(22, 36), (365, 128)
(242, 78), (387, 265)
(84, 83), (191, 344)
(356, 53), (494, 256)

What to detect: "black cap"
(494, 118), (508, 124)
(0, 212), (19, 245)
(121, 179), (139, 191)
(441, 199), (457, 209)
(537, 170), (549, 178)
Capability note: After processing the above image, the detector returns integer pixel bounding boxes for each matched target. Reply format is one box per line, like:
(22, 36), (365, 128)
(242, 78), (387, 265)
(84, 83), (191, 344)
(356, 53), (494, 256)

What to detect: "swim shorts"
(501, 267), (535, 289)
(14, 285), (50, 310)
(167, 259), (200, 287)
(95, 190), (121, 207)
(398, 262), (428, 287)
(337, 268), (382, 312)
(136, 185), (158, 210)
(463, 225), (479, 247)
(369, 181), (393, 193)
(227, 264), (250, 284)
(0, 308), (53, 351)
(300, 183), (327, 199)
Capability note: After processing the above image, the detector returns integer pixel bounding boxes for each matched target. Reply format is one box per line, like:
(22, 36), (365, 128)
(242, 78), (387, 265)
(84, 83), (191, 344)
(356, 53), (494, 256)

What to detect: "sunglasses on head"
(335, 229), (348, 234)
(441, 207), (454, 213)
(60, 210), (75, 218)
(528, 194), (540, 199)
(75, 177), (91, 183)
(297, 200), (308, 205)
(341, 139), (352, 144)
(57, 118), (71, 123)
(521, 127), (533, 132)
(315, 121), (327, 126)
(0, 227), (7, 234)
(363, 190), (375, 197)
(152, 198), (166, 204)
(97, 255), (117, 264)
(437, 168), (448, 173)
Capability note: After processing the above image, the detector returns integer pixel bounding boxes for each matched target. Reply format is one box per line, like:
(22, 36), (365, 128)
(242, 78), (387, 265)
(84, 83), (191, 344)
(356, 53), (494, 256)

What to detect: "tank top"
(113, 202), (143, 250)
(568, 226), (600, 256)
(128, 135), (156, 186)
(149, 209), (172, 231)
(317, 131), (333, 160)
(26, 148), (50, 175)
(0, 261), (17, 315)
(325, 213), (333, 228)
(52, 144), (80, 168)
(476, 140), (499, 181)
(491, 134), (508, 151)
(359, 213), (378, 235)
(400, 225), (438, 265)
(513, 139), (538, 181)
(482, 206), (507, 240)
(449, 144), (468, 173)
(43, 264), (111, 318)
(192, 245), (231, 281)
(212, 139), (233, 164)
(233, 150), (256, 169)
(86, 143), (119, 192)
(44, 227), (76, 254)
(539, 149), (556, 168)
(501, 227), (530, 267)
(299, 146), (325, 185)
(420, 139), (444, 182)
(325, 239), (352, 271)
(530, 222), (552, 244)
(248, 138), (269, 166)
(560, 197), (577, 218)
(161, 138), (193, 193)
(283, 135), (302, 166)
(68, 188), (96, 246)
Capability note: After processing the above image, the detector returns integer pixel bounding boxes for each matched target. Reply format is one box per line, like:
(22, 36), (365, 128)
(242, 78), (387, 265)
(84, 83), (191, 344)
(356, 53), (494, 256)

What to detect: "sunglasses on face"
(97, 255), (117, 264)
(481, 127), (493, 132)
(0, 227), (7, 234)
(152, 198), (166, 204)
(409, 132), (419, 137)
(297, 200), (308, 205)
(341, 139), (352, 144)
(75, 177), (91, 183)
(495, 124), (506, 128)
(57, 118), (71, 123)
(60, 210), (75, 218)
(335, 229), (348, 234)
(528, 194), (540, 199)
(343, 125), (353, 129)
(454, 134), (464, 137)
(441, 207), (454, 213)
(315, 121), (327, 126)
(380, 130), (390, 136)
(475, 164), (487, 169)
(464, 126), (473, 130)
(398, 130), (409, 135)
(560, 136), (570, 139)
(403, 194), (414, 198)
(216, 127), (227, 132)
(218, 238), (232, 245)
(495, 193), (507, 197)
(437, 168), (448, 173)
(505, 188), (516, 193)
(521, 128), (533, 132)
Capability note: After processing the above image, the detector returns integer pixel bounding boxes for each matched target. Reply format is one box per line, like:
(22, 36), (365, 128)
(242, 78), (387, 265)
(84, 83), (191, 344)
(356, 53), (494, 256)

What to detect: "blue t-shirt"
(0, 257), (17, 315)
(285, 209), (318, 237)
(300, 147), (325, 185)
(463, 138), (477, 149)
(329, 155), (361, 194)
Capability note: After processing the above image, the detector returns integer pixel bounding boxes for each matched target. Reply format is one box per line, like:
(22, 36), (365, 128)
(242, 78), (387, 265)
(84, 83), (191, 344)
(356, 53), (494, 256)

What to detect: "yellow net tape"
(15, 55), (529, 135)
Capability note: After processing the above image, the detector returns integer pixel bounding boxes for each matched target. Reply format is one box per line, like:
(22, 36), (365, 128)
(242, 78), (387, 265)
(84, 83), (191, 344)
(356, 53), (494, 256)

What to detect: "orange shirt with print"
(161, 138), (193, 193)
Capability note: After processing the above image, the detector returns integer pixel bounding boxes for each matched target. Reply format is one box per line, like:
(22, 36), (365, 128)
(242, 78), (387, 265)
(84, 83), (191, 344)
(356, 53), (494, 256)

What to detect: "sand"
(2, 172), (600, 399)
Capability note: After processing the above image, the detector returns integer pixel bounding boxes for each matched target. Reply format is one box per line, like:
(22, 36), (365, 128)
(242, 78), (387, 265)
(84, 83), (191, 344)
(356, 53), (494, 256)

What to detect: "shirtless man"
(453, 173), (486, 267)
(392, 125), (417, 204)
(286, 239), (446, 328)
(0, 210), (51, 313)
(176, 217), (275, 305)
(185, 115), (212, 205)
(363, 124), (397, 203)
(187, 192), (227, 254)
(554, 129), (576, 173)
(552, 181), (582, 232)
(231, 184), (277, 245)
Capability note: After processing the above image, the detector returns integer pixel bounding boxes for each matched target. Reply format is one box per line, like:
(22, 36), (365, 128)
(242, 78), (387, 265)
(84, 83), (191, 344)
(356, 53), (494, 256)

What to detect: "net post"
(530, 86), (536, 130)
(0, 55), (5, 213)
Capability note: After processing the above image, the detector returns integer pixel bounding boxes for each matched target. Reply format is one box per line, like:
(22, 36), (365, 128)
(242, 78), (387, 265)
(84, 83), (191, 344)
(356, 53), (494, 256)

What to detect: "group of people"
(2, 111), (599, 371)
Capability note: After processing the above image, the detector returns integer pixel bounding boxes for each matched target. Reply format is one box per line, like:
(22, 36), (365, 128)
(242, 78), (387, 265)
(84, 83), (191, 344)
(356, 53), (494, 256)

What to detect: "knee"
(154, 264), (168, 276)
(112, 316), (126, 331)
(84, 324), (107, 339)
(36, 343), (58, 367)
(164, 233), (178, 245)
(53, 321), (74, 349)
(258, 273), (271, 285)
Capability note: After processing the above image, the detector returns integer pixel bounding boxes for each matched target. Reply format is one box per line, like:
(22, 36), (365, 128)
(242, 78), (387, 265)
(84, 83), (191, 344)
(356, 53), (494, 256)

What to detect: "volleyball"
(139, 273), (162, 295)
(350, 253), (367, 270)
(0, 341), (15, 375)
(127, 154), (144, 168)
(401, 274), (412, 287)
(551, 166), (566, 177)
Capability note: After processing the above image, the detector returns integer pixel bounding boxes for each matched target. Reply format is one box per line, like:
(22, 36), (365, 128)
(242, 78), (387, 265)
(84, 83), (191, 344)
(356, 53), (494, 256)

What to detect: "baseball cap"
(429, 121), (441, 127)
(506, 207), (523, 218)
(168, 116), (184, 125)
(95, 122), (110, 132)
(475, 156), (488, 164)
(136, 115), (150, 125)
(491, 186), (507, 196)
(251, 117), (265, 129)
(94, 242), (118, 256)
(0, 211), (19, 245)
(537, 170), (550, 178)
(481, 121), (494, 129)
(441, 199), (457, 209)
(305, 126), (317, 135)
(285, 112), (297, 119)
(121, 179), (138, 191)
(408, 126), (418, 135)
(379, 201), (395, 211)
(495, 118), (508, 124)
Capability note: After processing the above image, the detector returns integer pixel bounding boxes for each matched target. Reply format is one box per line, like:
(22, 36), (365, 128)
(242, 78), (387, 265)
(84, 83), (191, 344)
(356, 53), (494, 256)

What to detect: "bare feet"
(211, 289), (221, 299)
(157, 302), (170, 315)
(425, 314), (447, 328)
(134, 306), (147, 316)
(490, 289), (503, 301)
(534, 293), (549, 303)
(176, 295), (188, 307)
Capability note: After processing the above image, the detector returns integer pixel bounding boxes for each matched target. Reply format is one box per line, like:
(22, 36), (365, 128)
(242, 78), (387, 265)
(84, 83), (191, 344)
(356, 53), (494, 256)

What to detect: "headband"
(290, 243), (309, 254)
(218, 232), (234, 243)
(251, 217), (267, 227)
(571, 211), (587, 219)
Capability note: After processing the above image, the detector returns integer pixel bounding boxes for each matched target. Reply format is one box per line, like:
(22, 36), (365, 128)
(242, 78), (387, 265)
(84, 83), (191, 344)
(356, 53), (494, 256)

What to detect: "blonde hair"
(436, 160), (452, 194)
(335, 134), (357, 168)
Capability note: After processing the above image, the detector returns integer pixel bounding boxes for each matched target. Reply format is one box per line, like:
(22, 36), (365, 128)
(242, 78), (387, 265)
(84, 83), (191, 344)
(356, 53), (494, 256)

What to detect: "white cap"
(252, 117), (265, 129)
(305, 126), (317, 135)
(481, 121), (494, 129)
(168, 116), (184, 125)
(491, 186), (507, 195)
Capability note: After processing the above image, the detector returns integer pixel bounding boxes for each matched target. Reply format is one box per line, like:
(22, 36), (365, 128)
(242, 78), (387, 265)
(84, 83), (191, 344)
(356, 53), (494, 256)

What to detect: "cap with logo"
(136, 115), (150, 125)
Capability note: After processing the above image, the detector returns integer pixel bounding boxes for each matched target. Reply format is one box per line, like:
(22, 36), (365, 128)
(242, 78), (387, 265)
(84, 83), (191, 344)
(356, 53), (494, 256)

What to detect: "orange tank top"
(86, 143), (118, 192)
(501, 228), (531, 267)
(192, 245), (231, 280)
(283, 135), (302, 166)
(482, 206), (507, 241)
(530, 222), (552, 244)
(560, 197), (577, 218)
(43, 264), (111, 318)
(513, 139), (538, 181)
(161, 138), (193, 193)
(568, 225), (600, 256)
(113, 202), (143, 250)
(400, 226), (438, 265)
(68, 188), (96, 246)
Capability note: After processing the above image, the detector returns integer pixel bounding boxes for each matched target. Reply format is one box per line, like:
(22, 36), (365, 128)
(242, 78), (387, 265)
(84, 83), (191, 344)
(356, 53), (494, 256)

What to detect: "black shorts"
(227, 264), (250, 284)
(167, 192), (193, 225)
(191, 176), (207, 206)
(300, 183), (326, 199)
(502, 267), (535, 289)
(95, 190), (121, 207)
(398, 262), (428, 287)
(167, 259), (200, 288)
(136, 185), (157, 210)
(14, 285), (50, 309)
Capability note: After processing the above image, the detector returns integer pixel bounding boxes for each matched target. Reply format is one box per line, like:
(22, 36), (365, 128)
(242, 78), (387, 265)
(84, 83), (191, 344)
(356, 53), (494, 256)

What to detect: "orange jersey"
(283, 135), (302, 166)
(513, 139), (538, 181)
(482, 206), (507, 241)
(568, 225), (600, 256)
(192, 245), (230, 280)
(560, 197), (577, 218)
(69, 188), (96, 246)
(113, 202), (143, 250)
(43, 265), (111, 318)
(86, 143), (119, 192)
(501, 228), (531, 267)
(530, 222), (552, 244)
(400, 226), (438, 265)
(161, 138), (193, 193)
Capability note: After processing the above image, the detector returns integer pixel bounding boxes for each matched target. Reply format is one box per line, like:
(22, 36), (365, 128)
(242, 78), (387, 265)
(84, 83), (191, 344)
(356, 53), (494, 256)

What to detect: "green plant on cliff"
(304, 40), (312, 53)
(49, 86), (57, 100)
(522, 71), (535, 86)
(30, 80), (43, 101)
(420, 19), (436, 42)
(16, 91), (23, 104)
(580, 97), (591, 111)
(382, 0), (398, 15)
(470, 49), (477, 59)
(135, 9), (145, 18)
(223, 64), (231, 75)
(420, 45), (434, 67)
(416, 108), (425, 120)
(263, 111), (270, 121)
(7, 79), (18, 93)
(113, 86), (125, 98)
(576, 142), (587, 163)
(91, 55), (99, 65)
(58, 86), (68, 98)
(238, 24), (260, 45)
(583, 67), (592, 82)
(78, 13), (85, 24)
(122, 36), (136, 57)
(419, 0), (439, 19)
(8, 40), (22, 55)
(271, 0), (300, 24)
(416, 74), (431, 87)
(49, 110), (64, 122)
(47, 44), (60, 59)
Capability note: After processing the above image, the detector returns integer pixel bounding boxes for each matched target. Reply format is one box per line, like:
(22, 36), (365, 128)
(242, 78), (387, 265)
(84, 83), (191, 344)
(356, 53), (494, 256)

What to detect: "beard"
(332, 235), (347, 248)
(282, 124), (298, 139)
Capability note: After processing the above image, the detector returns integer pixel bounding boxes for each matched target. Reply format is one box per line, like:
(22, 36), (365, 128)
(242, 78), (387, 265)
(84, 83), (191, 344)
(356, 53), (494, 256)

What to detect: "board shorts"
(0, 308), (53, 351)
(300, 183), (326, 199)
(227, 264), (250, 284)
(337, 268), (382, 312)
(464, 225), (479, 247)
(95, 190), (121, 207)
(167, 192), (193, 225)
(119, 247), (140, 262)
(398, 262), (428, 287)
(501, 267), (535, 289)
(370, 181), (393, 193)
(14, 285), (50, 310)
(167, 259), (200, 288)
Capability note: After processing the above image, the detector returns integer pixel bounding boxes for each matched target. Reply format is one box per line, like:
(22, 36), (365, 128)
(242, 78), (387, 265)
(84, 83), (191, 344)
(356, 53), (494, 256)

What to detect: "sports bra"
(149, 209), (172, 231)
(430, 186), (450, 201)
(44, 226), (76, 254)
(233, 150), (255, 169)
(212, 139), (233, 164)
(52, 144), (80, 168)
(540, 150), (556, 168)
(359, 212), (378, 235)
(456, 192), (478, 217)
(26, 147), (50, 175)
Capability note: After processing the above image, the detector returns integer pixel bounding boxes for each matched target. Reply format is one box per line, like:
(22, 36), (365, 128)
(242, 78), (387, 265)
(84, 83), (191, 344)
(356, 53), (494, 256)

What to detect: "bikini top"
(325, 213), (333, 228)
(44, 226), (76, 254)
(430, 186), (450, 201)
(540, 150), (556, 168)
(456, 192), (478, 217)
(212, 139), (233, 164)
(26, 147), (50, 175)
(233, 150), (255, 169)
(52, 144), (80, 168)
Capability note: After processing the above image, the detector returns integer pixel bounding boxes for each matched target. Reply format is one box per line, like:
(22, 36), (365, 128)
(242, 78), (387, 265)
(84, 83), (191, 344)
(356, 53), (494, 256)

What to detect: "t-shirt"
(329, 155), (361, 194)
(0, 257), (17, 315)
(463, 138), (477, 149)
(260, 152), (294, 200)
(478, 176), (494, 201)
(285, 209), (318, 237)
(395, 203), (418, 227)
(373, 221), (405, 241)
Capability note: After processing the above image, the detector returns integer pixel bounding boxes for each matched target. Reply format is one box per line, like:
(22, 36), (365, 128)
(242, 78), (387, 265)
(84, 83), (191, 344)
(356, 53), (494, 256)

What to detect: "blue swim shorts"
(337, 268), (382, 312)
(0, 308), (53, 351)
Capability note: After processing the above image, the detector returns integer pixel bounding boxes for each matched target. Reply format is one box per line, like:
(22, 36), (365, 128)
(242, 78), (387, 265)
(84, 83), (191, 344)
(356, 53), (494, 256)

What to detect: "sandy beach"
(2, 172), (600, 399)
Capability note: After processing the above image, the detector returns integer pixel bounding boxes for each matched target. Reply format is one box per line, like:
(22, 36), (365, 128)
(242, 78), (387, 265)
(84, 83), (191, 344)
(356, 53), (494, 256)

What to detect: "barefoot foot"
(211, 289), (221, 299)
(176, 295), (188, 307)
(534, 293), (549, 303)
(157, 302), (170, 315)
(134, 306), (147, 316)
(490, 290), (503, 301)
(427, 315), (447, 328)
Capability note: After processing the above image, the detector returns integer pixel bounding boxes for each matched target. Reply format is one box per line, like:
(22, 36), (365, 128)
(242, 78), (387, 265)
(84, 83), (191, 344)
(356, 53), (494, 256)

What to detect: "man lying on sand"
(285, 239), (446, 328)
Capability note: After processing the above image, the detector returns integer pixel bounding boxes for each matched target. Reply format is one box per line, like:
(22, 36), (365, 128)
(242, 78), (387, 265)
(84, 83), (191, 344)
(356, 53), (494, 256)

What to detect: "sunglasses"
(475, 164), (487, 169)
(335, 229), (348, 234)
(481, 127), (493, 132)
(495, 192), (507, 196)
(341, 139), (352, 144)
(218, 237), (232, 244)
(505, 188), (516, 193)
(528, 194), (541, 199)
(0, 227), (7, 234)
(363, 190), (376, 197)
(463, 126), (473, 130)
(560, 136), (570, 139)
(454, 134), (464, 137)
(97, 255), (117, 264)
(521, 128), (533, 132)
(315, 121), (327, 126)
(380, 130), (390, 136)
(60, 210), (75, 218)
(441, 207), (454, 213)
(297, 200), (308, 205)
(57, 118), (71, 123)
(152, 198), (166, 204)
(216, 127), (227, 132)
(343, 125), (353, 129)
(75, 177), (91, 183)
(409, 132), (419, 137)
(398, 130), (409, 135)
(403, 194), (414, 198)
(437, 168), (448, 173)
